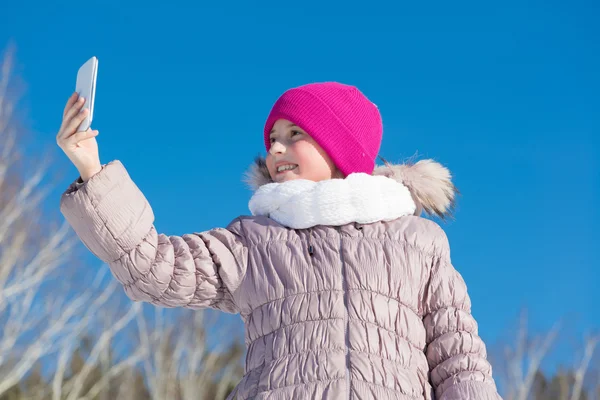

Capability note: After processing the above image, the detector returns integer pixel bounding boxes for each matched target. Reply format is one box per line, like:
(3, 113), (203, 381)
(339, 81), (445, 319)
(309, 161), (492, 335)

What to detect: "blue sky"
(2, 0), (598, 376)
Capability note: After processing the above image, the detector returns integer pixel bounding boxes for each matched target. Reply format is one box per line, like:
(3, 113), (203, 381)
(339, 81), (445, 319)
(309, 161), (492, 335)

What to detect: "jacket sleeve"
(422, 224), (502, 400)
(59, 160), (248, 314)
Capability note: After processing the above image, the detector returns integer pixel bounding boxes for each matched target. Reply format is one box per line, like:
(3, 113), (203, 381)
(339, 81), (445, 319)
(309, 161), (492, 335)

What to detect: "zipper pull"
(308, 228), (315, 256)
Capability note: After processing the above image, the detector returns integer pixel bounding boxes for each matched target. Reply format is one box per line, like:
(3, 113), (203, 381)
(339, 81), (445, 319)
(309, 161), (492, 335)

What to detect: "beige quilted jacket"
(60, 158), (502, 400)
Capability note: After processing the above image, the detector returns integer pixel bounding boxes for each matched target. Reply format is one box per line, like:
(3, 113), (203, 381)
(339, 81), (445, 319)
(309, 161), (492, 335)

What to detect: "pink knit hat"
(263, 82), (383, 176)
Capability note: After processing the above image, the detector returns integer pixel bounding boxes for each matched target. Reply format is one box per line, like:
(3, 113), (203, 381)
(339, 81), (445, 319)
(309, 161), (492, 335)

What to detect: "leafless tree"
(0, 46), (244, 399)
(571, 334), (600, 400)
(136, 307), (244, 400)
(0, 43), (90, 398)
(498, 309), (599, 400)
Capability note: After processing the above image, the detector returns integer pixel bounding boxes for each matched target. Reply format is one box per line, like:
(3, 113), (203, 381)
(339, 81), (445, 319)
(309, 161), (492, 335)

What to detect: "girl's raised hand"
(56, 92), (102, 181)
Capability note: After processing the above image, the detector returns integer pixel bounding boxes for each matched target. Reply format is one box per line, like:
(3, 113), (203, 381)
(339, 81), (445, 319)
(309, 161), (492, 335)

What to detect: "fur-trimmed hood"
(244, 157), (458, 220)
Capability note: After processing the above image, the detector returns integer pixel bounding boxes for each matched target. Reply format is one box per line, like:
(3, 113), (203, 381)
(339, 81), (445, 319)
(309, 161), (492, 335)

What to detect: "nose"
(269, 140), (286, 155)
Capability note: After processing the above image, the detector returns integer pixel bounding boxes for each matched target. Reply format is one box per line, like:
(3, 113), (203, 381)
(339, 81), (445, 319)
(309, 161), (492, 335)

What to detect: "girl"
(57, 82), (502, 399)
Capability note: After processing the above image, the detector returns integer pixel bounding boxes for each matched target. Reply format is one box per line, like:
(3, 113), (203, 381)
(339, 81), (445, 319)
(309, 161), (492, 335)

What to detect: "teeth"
(277, 164), (297, 172)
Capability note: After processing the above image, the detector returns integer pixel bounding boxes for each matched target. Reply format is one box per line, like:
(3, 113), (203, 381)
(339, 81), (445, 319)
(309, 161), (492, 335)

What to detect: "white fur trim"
(248, 173), (416, 229)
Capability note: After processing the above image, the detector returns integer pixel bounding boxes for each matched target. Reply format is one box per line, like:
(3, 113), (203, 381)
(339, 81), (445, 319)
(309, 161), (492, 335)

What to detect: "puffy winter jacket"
(60, 158), (502, 400)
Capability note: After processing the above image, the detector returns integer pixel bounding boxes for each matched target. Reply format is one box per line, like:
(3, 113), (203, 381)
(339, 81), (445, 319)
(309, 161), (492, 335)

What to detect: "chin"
(279, 176), (300, 183)
(273, 172), (303, 183)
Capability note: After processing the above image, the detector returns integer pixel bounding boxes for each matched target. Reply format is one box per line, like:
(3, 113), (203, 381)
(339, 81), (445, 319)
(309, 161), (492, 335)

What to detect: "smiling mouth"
(276, 164), (298, 174)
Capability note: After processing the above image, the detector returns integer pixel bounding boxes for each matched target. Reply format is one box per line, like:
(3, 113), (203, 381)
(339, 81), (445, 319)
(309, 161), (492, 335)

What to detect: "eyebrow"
(270, 123), (298, 135)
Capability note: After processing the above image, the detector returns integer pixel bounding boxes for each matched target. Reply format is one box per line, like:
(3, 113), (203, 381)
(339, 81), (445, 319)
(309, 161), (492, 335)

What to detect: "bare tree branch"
(0, 44), (244, 400)
(571, 334), (600, 400)
(52, 343), (73, 400)
(64, 303), (142, 400)
(499, 309), (561, 400)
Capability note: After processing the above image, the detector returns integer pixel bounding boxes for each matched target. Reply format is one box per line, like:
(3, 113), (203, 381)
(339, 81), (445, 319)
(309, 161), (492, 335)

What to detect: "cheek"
(265, 154), (276, 177)
(295, 142), (331, 177)
(290, 142), (309, 166)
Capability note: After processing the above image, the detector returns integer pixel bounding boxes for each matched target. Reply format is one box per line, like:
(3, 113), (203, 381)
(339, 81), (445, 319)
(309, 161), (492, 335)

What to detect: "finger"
(63, 92), (79, 118)
(61, 96), (85, 129)
(66, 128), (99, 145)
(57, 96), (81, 141)
(58, 107), (85, 141)
(58, 96), (80, 136)
(64, 96), (86, 122)
(61, 108), (89, 140)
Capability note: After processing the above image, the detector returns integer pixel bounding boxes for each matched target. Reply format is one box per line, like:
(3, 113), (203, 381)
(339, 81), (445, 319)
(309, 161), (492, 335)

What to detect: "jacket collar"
(244, 156), (458, 221)
(248, 172), (416, 229)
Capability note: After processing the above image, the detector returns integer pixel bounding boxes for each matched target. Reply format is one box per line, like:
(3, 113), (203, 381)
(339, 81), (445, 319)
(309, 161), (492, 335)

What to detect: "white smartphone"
(75, 56), (98, 132)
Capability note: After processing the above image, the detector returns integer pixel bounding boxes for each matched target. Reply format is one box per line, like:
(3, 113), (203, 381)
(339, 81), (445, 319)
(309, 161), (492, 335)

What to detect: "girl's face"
(266, 119), (340, 183)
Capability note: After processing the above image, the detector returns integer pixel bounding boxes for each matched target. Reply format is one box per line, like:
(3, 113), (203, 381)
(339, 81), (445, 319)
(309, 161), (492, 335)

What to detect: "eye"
(270, 137), (276, 144)
(291, 130), (303, 137)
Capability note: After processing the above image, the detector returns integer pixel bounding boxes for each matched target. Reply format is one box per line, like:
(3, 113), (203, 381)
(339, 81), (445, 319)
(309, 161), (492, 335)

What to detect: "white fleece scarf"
(248, 173), (417, 229)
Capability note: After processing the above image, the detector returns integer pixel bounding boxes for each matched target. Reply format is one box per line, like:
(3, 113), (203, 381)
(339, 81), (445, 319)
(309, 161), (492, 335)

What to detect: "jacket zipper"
(308, 228), (314, 256)
(337, 226), (351, 400)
